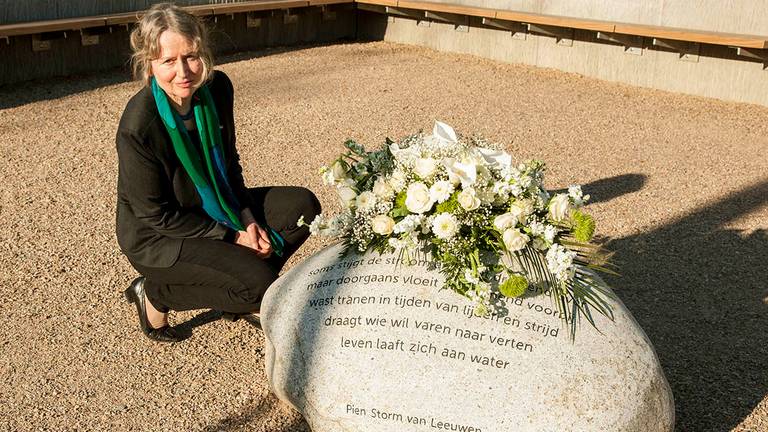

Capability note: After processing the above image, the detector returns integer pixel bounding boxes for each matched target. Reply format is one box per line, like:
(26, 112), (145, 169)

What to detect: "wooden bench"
(356, 0), (768, 59)
(1, 0), (766, 59)
(0, 0), (354, 38)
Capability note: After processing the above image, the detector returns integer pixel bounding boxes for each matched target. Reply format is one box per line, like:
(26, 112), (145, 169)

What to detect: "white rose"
(321, 169), (335, 186)
(355, 191), (377, 212)
(389, 169), (407, 192)
(371, 215), (395, 235)
(432, 213), (459, 239)
(503, 228), (530, 252)
(457, 188), (481, 211)
(405, 182), (434, 214)
(548, 193), (572, 222)
(493, 212), (517, 231)
(429, 180), (454, 203)
(510, 199), (534, 224)
(332, 160), (346, 180)
(477, 188), (495, 205)
(337, 186), (357, 208)
(413, 158), (438, 179)
(443, 158), (477, 187)
(372, 177), (394, 199)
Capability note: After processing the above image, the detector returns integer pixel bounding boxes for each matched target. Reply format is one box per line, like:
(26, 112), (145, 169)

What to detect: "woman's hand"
(246, 222), (272, 258)
(238, 207), (272, 258)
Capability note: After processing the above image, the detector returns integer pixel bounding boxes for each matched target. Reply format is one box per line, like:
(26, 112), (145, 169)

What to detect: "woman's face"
(150, 30), (203, 108)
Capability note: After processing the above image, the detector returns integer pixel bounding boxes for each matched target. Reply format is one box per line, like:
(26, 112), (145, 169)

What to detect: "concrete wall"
(357, 1), (768, 106)
(435, 0), (768, 35)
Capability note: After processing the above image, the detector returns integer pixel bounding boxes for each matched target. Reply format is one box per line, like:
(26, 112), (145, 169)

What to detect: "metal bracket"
(2, 36), (9, 45)
(735, 47), (768, 70)
(527, 23), (573, 46)
(80, 29), (100, 46)
(481, 17), (527, 39)
(385, 6), (423, 20)
(32, 32), (67, 52)
(356, 3), (386, 14)
(283, 11), (299, 25)
(247, 13), (263, 28)
(597, 32), (644, 55)
(321, 5), (337, 21)
(425, 11), (469, 32)
(652, 38), (699, 62)
(32, 36), (52, 51)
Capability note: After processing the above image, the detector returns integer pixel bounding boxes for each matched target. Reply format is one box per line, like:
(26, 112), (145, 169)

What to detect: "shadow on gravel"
(580, 174), (647, 204)
(0, 72), (131, 110)
(0, 42), (346, 110)
(201, 395), (309, 432)
(606, 178), (768, 431)
(552, 173), (647, 204)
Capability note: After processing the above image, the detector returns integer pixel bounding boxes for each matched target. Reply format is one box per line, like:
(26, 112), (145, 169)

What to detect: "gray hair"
(129, 3), (214, 86)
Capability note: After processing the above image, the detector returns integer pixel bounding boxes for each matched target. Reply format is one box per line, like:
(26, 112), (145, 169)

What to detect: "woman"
(116, 3), (320, 342)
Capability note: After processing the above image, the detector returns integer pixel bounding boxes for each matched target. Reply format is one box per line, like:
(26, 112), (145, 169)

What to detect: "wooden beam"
(184, 5), (215, 16)
(0, 17), (106, 37)
(357, 0), (398, 6)
(309, 0), (354, 5)
(397, 0), (496, 18)
(103, 12), (141, 26)
(385, 6), (424, 20)
(495, 10), (614, 33)
(211, 0), (309, 15)
(614, 22), (768, 49)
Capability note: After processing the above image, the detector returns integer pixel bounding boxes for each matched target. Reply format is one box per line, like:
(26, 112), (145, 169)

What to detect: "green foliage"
(571, 210), (596, 242)
(435, 192), (460, 214)
(499, 274), (528, 298)
(344, 139), (366, 156)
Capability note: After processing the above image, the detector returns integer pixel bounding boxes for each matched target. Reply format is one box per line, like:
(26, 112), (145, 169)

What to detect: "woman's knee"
(228, 273), (276, 313)
(292, 186), (321, 221)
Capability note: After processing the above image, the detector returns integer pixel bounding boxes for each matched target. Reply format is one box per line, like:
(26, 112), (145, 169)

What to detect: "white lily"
(443, 158), (477, 188)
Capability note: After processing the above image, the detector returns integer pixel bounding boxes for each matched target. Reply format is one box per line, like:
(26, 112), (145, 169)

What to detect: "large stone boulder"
(262, 244), (674, 432)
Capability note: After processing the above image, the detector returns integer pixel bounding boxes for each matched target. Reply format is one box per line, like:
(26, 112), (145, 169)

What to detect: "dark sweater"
(115, 71), (250, 268)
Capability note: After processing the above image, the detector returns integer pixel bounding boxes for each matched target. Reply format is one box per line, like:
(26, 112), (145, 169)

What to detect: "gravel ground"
(1, 41), (767, 432)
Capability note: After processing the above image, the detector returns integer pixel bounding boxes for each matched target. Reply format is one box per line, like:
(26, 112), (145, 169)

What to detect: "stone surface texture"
(263, 243), (674, 432)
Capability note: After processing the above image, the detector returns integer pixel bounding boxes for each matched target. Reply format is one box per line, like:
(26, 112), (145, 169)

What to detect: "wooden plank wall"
(0, 1), (255, 25)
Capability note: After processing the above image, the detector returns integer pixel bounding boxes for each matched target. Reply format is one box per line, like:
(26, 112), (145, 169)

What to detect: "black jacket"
(115, 71), (250, 268)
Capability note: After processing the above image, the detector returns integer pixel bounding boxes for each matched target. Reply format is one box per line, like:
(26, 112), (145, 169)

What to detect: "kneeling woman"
(116, 3), (320, 342)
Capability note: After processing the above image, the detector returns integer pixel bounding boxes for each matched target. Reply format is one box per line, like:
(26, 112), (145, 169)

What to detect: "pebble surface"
(0, 41), (766, 431)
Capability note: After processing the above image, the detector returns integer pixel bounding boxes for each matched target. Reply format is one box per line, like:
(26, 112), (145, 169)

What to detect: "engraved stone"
(262, 244), (674, 431)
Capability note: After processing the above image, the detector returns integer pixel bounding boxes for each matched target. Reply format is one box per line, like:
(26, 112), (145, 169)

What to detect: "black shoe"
(124, 277), (183, 343)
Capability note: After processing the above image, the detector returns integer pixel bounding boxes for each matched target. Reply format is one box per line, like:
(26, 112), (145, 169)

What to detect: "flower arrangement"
(300, 121), (616, 337)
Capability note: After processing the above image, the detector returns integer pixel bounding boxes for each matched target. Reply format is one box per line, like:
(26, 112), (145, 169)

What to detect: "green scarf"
(151, 78), (244, 231)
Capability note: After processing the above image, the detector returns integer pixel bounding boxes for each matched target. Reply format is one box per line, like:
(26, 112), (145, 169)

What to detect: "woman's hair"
(129, 3), (214, 86)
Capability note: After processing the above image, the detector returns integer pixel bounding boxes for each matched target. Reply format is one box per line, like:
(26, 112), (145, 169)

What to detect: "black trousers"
(130, 186), (321, 314)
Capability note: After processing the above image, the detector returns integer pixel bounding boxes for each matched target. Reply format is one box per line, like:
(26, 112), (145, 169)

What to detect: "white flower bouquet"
(301, 121), (616, 337)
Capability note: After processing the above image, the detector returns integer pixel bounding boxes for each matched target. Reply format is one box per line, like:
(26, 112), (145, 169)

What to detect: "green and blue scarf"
(152, 78), (284, 256)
